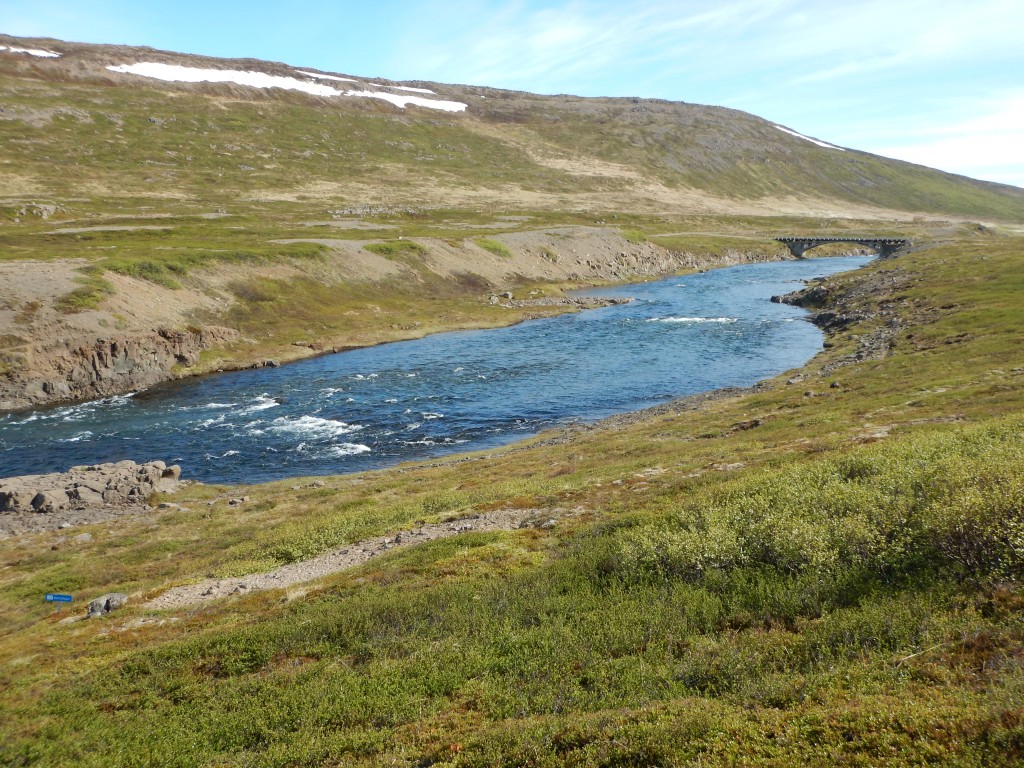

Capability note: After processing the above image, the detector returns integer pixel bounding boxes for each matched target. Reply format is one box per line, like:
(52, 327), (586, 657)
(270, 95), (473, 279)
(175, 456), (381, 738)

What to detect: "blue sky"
(4, 0), (1023, 188)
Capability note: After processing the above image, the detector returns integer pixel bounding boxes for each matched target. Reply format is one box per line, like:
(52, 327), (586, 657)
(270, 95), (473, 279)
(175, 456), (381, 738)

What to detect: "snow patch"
(345, 89), (466, 112)
(388, 85), (435, 94)
(296, 70), (358, 83)
(106, 62), (341, 96)
(0, 45), (61, 58)
(106, 62), (467, 112)
(774, 125), (846, 151)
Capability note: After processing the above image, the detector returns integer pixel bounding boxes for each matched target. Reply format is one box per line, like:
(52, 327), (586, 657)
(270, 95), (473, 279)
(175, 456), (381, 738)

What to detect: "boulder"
(1, 488), (36, 513)
(68, 486), (104, 505)
(2, 459), (183, 520)
(102, 488), (126, 504)
(31, 489), (69, 513)
(87, 592), (129, 618)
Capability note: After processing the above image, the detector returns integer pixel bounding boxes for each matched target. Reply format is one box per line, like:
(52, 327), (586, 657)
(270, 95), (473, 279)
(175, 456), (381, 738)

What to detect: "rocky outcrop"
(88, 592), (129, 618)
(0, 459), (180, 516)
(0, 326), (237, 411)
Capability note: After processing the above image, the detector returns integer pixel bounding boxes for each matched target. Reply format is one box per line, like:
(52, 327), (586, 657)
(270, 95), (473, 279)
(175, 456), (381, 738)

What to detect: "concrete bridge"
(775, 236), (910, 259)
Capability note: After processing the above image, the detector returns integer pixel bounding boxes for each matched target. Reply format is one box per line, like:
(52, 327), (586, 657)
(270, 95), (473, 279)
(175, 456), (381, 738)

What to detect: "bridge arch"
(775, 236), (909, 259)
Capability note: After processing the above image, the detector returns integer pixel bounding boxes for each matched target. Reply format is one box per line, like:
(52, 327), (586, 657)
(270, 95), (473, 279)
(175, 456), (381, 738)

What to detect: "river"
(0, 256), (872, 483)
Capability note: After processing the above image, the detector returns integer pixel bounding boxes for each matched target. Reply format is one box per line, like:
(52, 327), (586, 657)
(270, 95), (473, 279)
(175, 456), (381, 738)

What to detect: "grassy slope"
(487, 96), (1024, 222)
(1, 235), (1023, 766)
(2, 49), (1024, 222)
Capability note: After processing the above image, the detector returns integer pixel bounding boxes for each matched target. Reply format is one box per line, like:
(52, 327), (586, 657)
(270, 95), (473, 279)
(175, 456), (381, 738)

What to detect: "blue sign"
(45, 593), (73, 603)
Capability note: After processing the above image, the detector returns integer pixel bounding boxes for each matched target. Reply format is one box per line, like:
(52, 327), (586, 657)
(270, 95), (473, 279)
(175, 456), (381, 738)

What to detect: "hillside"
(2, 35), (1024, 219)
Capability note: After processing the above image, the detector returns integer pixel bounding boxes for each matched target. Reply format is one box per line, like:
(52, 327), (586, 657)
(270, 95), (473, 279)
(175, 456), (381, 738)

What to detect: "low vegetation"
(54, 267), (114, 313)
(2, 41), (1024, 765)
(363, 240), (428, 258)
(2, 235), (1024, 765)
(475, 237), (512, 258)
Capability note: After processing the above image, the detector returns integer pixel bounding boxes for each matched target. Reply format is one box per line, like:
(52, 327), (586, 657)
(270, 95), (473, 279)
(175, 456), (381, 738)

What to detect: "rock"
(0, 326), (238, 411)
(0, 460), (185, 531)
(156, 464), (182, 492)
(68, 486), (104, 506)
(87, 592), (129, 618)
(102, 489), (126, 504)
(31, 489), (69, 513)
(0, 488), (36, 513)
(72, 532), (93, 543)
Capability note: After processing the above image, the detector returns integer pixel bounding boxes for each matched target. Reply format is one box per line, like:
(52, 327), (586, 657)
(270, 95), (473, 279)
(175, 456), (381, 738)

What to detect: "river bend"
(0, 256), (871, 483)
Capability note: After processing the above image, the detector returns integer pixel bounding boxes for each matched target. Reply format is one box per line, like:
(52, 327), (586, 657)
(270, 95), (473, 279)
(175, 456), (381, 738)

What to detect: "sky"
(3, 0), (1023, 188)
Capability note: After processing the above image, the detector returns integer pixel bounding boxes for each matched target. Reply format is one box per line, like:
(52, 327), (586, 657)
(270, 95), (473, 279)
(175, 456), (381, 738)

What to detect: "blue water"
(0, 256), (871, 483)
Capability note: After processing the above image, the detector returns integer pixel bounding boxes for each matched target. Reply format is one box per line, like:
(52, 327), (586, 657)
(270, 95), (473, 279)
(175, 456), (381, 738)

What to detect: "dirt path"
(146, 507), (562, 610)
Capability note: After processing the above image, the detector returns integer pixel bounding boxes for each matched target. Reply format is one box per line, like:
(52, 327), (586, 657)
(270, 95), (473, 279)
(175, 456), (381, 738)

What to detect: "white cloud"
(869, 95), (1024, 188)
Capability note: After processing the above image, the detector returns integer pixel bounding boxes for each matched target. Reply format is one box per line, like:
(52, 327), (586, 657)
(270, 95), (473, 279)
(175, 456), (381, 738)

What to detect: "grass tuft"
(54, 268), (114, 312)
(476, 237), (513, 258)
(364, 240), (428, 257)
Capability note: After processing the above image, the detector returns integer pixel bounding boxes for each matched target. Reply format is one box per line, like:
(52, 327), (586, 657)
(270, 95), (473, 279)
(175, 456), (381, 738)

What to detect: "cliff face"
(0, 326), (237, 411)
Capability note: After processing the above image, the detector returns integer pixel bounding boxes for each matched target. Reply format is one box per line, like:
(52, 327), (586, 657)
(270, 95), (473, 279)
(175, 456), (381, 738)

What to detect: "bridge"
(775, 236), (910, 259)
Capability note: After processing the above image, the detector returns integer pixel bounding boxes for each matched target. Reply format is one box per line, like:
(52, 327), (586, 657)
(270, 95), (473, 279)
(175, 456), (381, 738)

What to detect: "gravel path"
(146, 507), (559, 610)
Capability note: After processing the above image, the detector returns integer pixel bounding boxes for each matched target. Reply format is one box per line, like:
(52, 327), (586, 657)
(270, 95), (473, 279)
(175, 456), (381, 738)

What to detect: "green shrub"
(476, 238), (512, 258)
(364, 240), (427, 257)
(105, 259), (181, 289)
(613, 420), (1024, 586)
(54, 268), (114, 313)
(228, 279), (282, 303)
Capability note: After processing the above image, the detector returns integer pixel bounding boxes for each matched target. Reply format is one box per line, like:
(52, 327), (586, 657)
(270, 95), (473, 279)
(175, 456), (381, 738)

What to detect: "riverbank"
(0, 226), (788, 413)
